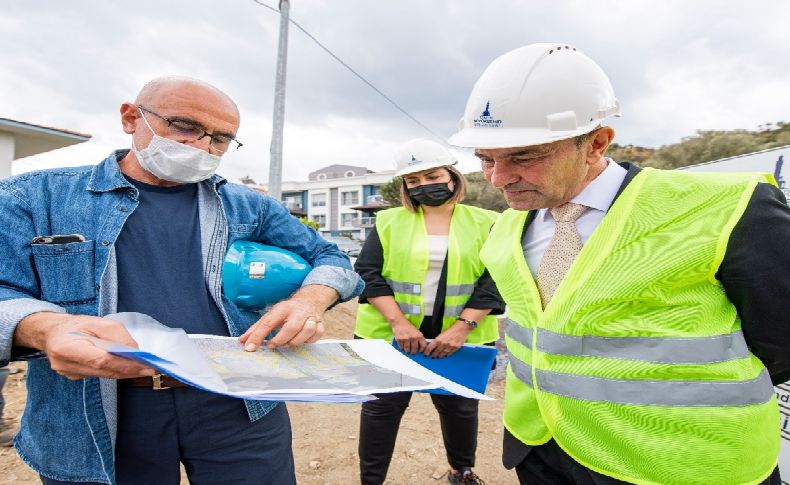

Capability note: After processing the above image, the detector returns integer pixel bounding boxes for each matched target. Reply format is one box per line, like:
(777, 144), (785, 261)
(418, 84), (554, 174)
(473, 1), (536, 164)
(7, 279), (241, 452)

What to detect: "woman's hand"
(392, 319), (427, 354)
(423, 321), (471, 358)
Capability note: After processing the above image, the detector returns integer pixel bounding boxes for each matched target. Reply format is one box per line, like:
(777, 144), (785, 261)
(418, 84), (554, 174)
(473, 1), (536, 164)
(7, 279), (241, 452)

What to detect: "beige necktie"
(536, 202), (587, 307)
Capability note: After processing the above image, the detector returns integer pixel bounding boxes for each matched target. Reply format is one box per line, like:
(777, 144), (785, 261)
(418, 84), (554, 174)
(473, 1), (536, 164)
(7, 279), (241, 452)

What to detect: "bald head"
(119, 75), (242, 184)
(134, 76), (240, 120)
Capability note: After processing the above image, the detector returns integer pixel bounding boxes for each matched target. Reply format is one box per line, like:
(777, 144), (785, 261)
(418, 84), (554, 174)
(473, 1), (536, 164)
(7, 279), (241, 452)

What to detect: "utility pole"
(268, 0), (290, 201)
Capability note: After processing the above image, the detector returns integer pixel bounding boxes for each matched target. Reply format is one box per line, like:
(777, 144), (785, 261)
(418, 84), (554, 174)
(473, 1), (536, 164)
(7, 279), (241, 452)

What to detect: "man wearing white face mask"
(130, 105), (223, 183)
(0, 76), (363, 484)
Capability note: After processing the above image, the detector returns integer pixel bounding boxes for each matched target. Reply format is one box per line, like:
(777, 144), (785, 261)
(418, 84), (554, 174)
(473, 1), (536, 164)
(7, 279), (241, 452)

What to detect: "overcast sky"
(2, 0), (789, 182)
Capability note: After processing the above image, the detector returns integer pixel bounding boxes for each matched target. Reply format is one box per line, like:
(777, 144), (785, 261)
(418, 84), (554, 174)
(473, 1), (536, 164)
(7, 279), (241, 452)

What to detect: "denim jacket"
(0, 150), (363, 483)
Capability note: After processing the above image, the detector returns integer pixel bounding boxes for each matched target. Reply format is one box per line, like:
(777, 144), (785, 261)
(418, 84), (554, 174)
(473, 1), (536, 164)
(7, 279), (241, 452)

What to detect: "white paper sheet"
(97, 312), (491, 402)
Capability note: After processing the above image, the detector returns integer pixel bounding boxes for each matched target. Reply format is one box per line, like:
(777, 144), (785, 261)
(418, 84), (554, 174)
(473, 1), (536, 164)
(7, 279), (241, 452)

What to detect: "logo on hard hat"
(248, 262), (266, 279)
(473, 101), (502, 128)
(408, 155), (422, 166)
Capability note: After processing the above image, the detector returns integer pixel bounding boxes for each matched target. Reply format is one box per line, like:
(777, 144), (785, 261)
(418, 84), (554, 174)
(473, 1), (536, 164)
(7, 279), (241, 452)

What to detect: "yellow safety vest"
(355, 204), (499, 343)
(480, 168), (780, 485)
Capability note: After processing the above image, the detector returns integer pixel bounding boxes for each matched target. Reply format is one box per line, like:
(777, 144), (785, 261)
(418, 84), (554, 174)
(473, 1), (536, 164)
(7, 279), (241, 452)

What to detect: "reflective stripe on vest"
(505, 317), (533, 349)
(444, 303), (466, 317)
(386, 278), (420, 295)
(386, 278), (476, 308)
(397, 301), (421, 316)
(509, 352), (774, 407)
(507, 323), (752, 365)
(506, 317), (772, 406)
(509, 354), (534, 387)
(446, 283), (476, 297)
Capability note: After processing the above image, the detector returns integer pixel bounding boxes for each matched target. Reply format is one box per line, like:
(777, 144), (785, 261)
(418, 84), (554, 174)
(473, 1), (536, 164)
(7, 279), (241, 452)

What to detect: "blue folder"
(391, 340), (497, 395)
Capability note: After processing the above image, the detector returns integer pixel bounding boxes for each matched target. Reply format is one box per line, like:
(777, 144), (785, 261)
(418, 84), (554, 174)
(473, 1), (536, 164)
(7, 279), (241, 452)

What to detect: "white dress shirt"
(522, 159), (627, 279)
(423, 235), (448, 316)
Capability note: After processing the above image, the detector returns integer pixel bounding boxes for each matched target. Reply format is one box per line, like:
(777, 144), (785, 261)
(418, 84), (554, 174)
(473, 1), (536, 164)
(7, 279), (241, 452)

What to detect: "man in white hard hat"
(449, 43), (789, 485)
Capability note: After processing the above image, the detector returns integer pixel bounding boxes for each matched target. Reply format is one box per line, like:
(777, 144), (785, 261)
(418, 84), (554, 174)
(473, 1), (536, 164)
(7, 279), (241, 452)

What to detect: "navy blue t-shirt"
(116, 177), (228, 336)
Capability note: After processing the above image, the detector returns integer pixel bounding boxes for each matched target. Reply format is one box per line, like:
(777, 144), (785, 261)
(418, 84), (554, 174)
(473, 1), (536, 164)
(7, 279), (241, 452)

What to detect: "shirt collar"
(571, 158), (627, 211)
(87, 150), (134, 193)
(539, 158), (627, 221)
(87, 149), (227, 193)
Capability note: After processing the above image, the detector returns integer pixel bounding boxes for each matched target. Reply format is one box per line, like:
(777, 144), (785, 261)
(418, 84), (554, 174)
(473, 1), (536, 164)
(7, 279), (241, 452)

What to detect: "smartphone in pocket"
(31, 234), (86, 244)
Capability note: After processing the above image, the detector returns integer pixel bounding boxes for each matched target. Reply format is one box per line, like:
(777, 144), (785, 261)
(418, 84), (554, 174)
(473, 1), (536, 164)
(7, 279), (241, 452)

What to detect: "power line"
(251, 0), (444, 141)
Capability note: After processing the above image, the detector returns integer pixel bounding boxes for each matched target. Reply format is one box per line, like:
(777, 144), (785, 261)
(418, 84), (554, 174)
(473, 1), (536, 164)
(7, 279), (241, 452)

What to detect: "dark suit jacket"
(504, 162), (790, 468)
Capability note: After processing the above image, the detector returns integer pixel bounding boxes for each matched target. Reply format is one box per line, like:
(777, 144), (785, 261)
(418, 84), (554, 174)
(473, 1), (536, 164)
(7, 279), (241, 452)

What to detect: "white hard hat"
(394, 138), (457, 177)
(448, 43), (621, 149)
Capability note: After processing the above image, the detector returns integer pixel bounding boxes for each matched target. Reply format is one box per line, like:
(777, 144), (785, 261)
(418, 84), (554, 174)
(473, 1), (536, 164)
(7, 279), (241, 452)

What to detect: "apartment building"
(252, 164), (394, 241)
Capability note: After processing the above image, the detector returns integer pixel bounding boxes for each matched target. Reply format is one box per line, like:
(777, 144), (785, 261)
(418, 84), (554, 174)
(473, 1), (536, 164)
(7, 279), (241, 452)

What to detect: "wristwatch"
(457, 317), (478, 329)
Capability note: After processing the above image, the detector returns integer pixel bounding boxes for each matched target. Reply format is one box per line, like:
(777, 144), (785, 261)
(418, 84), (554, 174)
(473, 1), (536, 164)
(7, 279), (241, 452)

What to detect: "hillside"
(610, 120), (790, 169)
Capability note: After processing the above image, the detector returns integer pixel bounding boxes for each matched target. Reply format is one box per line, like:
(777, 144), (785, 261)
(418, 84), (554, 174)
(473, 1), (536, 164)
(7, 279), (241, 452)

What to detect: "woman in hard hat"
(353, 138), (504, 485)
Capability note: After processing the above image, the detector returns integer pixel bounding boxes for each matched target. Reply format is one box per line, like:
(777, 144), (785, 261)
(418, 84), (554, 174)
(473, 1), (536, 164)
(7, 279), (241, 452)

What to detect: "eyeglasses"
(138, 105), (243, 153)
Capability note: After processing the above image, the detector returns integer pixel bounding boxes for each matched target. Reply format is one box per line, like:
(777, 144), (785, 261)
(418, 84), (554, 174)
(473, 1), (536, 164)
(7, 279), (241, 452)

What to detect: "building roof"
(238, 176), (268, 194)
(307, 164), (373, 181)
(275, 168), (396, 192)
(0, 117), (92, 160)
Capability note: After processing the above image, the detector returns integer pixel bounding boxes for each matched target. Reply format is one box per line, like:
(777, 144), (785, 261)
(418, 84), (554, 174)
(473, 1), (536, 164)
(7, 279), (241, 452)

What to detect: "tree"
(645, 130), (761, 169)
(606, 143), (655, 164)
(629, 120), (790, 169)
(298, 217), (320, 230)
(462, 172), (509, 212)
(379, 177), (403, 207)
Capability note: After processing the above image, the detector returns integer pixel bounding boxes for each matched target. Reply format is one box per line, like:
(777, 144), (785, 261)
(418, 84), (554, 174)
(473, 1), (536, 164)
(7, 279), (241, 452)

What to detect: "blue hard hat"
(222, 241), (312, 311)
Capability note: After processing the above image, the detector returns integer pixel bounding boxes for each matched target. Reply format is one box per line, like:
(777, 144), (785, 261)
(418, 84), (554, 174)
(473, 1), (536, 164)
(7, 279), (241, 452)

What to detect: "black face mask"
(407, 182), (454, 207)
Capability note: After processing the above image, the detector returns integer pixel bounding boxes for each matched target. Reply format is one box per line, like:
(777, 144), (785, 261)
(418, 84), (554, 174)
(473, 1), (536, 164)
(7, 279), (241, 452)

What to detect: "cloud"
(3, 0), (789, 180)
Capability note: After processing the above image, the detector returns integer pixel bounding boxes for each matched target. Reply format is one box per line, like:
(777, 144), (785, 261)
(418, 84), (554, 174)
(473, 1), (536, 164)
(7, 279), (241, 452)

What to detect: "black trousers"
(359, 391), (479, 485)
(117, 387), (294, 485)
(512, 438), (783, 485)
(40, 387), (295, 485)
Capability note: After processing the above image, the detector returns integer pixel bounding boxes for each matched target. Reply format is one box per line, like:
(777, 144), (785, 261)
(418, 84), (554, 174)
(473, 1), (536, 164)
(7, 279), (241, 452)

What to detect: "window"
(341, 213), (358, 227)
(312, 214), (326, 226)
(344, 170), (356, 178)
(283, 195), (302, 210)
(311, 193), (327, 207)
(316, 173), (327, 181)
(341, 191), (359, 205)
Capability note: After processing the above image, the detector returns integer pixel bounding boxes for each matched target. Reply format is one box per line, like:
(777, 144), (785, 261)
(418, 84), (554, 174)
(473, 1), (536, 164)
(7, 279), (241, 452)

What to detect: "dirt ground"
(0, 300), (517, 484)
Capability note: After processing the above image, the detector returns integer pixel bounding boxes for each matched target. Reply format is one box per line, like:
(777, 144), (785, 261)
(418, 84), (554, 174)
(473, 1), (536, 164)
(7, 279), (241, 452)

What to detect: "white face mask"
(131, 108), (221, 183)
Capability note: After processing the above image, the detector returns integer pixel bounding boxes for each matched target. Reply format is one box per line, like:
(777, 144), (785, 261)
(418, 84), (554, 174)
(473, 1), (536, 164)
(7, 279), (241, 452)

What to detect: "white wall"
(0, 132), (15, 179)
(679, 145), (789, 194)
(777, 384), (790, 480)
